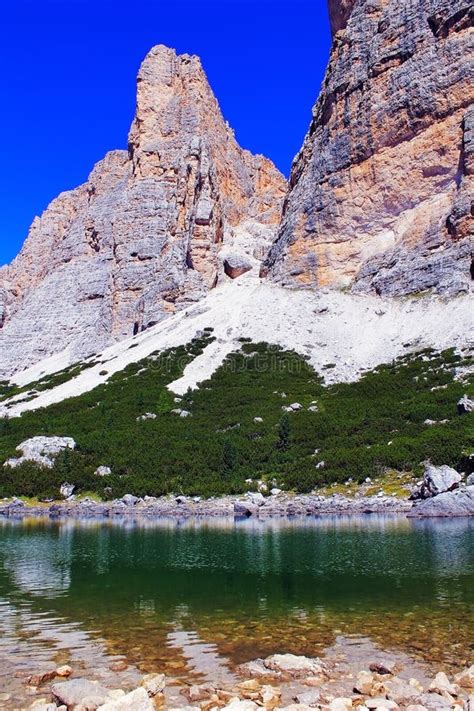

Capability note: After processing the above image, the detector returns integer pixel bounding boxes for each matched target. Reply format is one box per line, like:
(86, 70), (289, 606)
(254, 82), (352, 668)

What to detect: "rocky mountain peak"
(263, 0), (473, 296)
(0, 46), (286, 378)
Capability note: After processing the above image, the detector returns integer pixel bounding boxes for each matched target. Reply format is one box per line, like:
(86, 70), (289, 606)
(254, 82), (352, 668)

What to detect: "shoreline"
(0, 492), (415, 521)
(1, 490), (473, 520)
(5, 644), (474, 711)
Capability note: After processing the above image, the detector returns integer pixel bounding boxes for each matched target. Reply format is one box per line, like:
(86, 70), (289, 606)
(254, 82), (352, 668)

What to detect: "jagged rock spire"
(0, 46), (285, 377)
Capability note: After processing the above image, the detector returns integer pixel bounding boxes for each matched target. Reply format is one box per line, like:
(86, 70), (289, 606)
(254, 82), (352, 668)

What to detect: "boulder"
(4, 436), (76, 469)
(457, 395), (474, 415)
(428, 672), (458, 696)
(60, 482), (75, 499)
(171, 408), (192, 418)
(97, 687), (154, 711)
(95, 466), (112, 476)
(223, 253), (253, 279)
(411, 464), (462, 499)
(260, 685), (281, 709)
(382, 679), (424, 704)
(52, 678), (115, 708)
(263, 653), (327, 677)
(454, 665), (474, 688)
(121, 494), (139, 506)
(234, 501), (258, 517)
(466, 474), (474, 487)
(181, 684), (214, 702)
(136, 413), (157, 421)
(246, 492), (265, 506)
(408, 487), (474, 517)
(354, 671), (375, 695)
(141, 674), (166, 697)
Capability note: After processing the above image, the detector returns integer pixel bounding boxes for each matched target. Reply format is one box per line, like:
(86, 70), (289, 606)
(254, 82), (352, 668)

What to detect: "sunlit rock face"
(0, 45), (286, 377)
(262, 0), (473, 295)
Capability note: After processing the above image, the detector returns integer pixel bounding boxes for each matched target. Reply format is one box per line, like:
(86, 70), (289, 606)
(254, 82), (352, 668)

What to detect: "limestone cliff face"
(0, 46), (286, 376)
(263, 0), (473, 295)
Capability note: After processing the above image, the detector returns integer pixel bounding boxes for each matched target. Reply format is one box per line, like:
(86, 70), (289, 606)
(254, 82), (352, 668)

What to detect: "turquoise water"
(0, 515), (472, 689)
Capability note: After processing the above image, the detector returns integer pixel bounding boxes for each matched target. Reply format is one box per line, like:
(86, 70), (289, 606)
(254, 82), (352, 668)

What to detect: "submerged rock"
(241, 653), (328, 679)
(52, 678), (116, 708)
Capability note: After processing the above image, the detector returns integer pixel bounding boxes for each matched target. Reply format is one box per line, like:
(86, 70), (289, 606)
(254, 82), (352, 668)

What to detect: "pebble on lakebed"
(23, 656), (474, 711)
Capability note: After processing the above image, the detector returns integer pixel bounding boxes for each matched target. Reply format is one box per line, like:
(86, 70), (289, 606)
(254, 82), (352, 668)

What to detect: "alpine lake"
(0, 514), (472, 707)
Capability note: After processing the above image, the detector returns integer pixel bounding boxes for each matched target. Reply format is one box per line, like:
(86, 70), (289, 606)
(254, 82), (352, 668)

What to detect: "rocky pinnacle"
(0, 46), (286, 377)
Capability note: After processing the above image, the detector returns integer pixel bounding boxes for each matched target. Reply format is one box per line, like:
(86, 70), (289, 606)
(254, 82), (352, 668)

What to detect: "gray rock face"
(408, 487), (474, 517)
(262, 0), (473, 295)
(0, 45), (285, 378)
(411, 464), (462, 499)
(3, 436), (76, 469)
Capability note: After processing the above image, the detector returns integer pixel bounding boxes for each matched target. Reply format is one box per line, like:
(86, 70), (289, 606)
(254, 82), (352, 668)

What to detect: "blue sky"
(0, 0), (331, 266)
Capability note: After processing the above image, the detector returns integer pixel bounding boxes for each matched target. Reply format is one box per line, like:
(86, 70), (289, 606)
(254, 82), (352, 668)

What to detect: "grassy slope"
(0, 337), (472, 499)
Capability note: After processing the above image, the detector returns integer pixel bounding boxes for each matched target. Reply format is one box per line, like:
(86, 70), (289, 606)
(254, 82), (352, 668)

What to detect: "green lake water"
(0, 514), (472, 694)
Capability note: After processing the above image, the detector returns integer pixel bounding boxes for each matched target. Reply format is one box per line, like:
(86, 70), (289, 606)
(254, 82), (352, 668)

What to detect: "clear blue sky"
(0, 0), (331, 266)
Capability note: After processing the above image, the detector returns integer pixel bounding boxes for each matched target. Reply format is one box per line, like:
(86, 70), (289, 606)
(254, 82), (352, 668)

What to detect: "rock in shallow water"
(52, 678), (114, 707)
(97, 687), (155, 710)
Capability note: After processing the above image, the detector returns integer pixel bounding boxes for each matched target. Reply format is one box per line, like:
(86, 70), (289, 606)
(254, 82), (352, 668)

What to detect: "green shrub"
(0, 341), (471, 498)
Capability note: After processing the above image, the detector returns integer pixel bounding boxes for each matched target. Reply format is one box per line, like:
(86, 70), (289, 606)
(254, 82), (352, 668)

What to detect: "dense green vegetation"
(0, 337), (472, 499)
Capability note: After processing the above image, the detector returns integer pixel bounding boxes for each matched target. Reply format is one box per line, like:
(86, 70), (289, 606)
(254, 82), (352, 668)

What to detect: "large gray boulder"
(4, 436), (76, 469)
(411, 464), (462, 500)
(408, 487), (474, 518)
(51, 678), (118, 708)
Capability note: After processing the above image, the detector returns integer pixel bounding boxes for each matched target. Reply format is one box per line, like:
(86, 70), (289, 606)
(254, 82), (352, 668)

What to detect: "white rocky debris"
(0, 280), (471, 419)
(3, 436), (76, 469)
